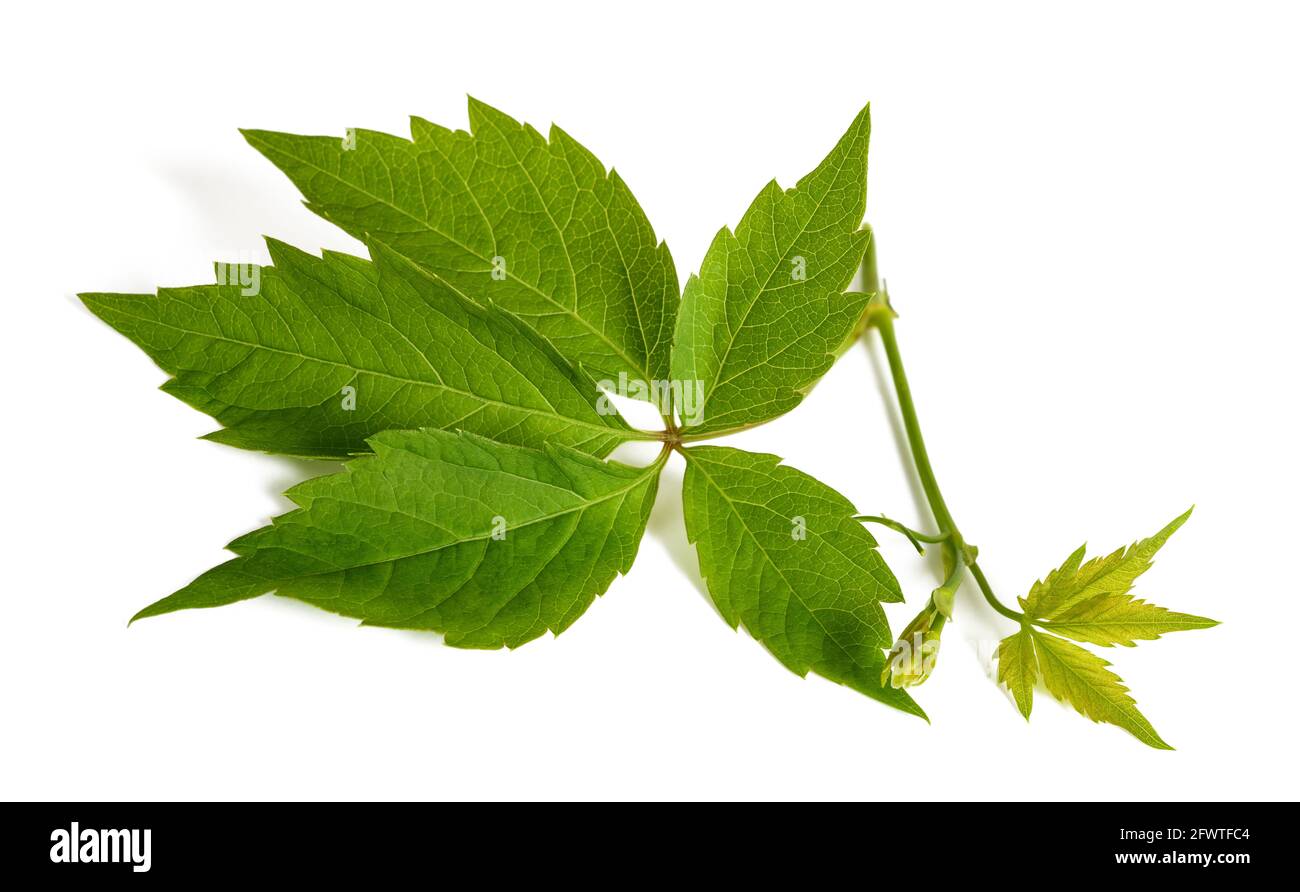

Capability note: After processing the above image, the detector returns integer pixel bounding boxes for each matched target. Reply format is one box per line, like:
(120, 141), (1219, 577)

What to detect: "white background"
(3, 0), (1297, 801)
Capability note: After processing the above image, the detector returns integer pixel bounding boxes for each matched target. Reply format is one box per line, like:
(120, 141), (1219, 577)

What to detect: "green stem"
(862, 240), (1023, 625)
(677, 419), (767, 443)
(874, 313), (958, 536)
(853, 515), (948, 553)
(970, 563), (1022, 622)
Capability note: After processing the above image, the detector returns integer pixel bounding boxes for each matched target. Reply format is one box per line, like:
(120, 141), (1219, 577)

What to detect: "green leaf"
(999, 509), (1212, 744)
(1022, 507), (1193, 619)
(680, 445), (924, 718)
(243, 98), (679, 389)
(82, 239), (639, 459)
(1030, 628), (1172, 750)
(1043, 593), (1218, 647)
(671, 105), (873, 435)
(132, 429), (664, 649)
(996, 625), (1037, 719)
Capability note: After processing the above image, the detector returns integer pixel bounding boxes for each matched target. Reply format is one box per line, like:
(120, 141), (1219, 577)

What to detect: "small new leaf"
(244, 98), (678, 389)
(671, 106), (874, 435)
(133, 429), (662, 649)
(681, 445), (923, 718)
(82, 240), (637, 460)
(1000, 509), (1215, 745)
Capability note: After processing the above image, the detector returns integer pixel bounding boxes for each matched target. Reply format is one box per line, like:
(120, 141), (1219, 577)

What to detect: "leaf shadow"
(195, 451), (345, 545)
(860, 336), (947, 586)
(153, 158), (363, 259)
(258, 455), (345, 506)
(645, 458), (722, 620)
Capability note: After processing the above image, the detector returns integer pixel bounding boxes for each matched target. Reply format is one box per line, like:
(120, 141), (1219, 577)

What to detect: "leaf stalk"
(860, 239), (1024, 627)
(853, 515), (948, 553)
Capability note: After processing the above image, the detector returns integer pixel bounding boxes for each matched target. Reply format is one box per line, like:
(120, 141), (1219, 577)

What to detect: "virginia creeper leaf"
(1030, 628), (1172, 750)
(132, 429), (663, 649)
(996, 625), (1037, 719)
(243, 98), (678, 389)
(680, 445), (923, 718)
(1021, 508), (1193, 619)
(82, 100), (1212, 741)
(671, 105), (873, 435)
(998, 509), (1212, 745)
(81, 239), (638, 459)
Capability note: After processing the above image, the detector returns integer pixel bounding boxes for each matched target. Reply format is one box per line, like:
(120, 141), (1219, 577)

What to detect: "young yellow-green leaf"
(680, 445), (923, 718)
(1031, 628), (1172, 749)
(244, 98), (678, 389)
(996, 625), (1038, 719)
(1022, 508), (1193, 619)
(671, 105), (873, 435)
(1043, 593), (1218, 647)
(132, 429), (664, 649)
(82, 239), (639, 459)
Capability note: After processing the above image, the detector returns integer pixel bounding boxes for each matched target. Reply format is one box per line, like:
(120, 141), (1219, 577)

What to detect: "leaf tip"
(78, 292), (112, 316)
(238, 128), (271, 149)
(1163, 505), (1195, 535)
(128, 604), (156, 625)
(1145, 733), (1176, 751)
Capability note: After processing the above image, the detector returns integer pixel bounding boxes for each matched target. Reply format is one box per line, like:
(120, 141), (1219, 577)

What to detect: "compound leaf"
(671, 105), (873, 435)
(132, 429), (663, 649)
(999, 509), (1213, 746)
(680, 445), (923, 718)
(82, 239), (638, 459)
(244, 98), (678, 390)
